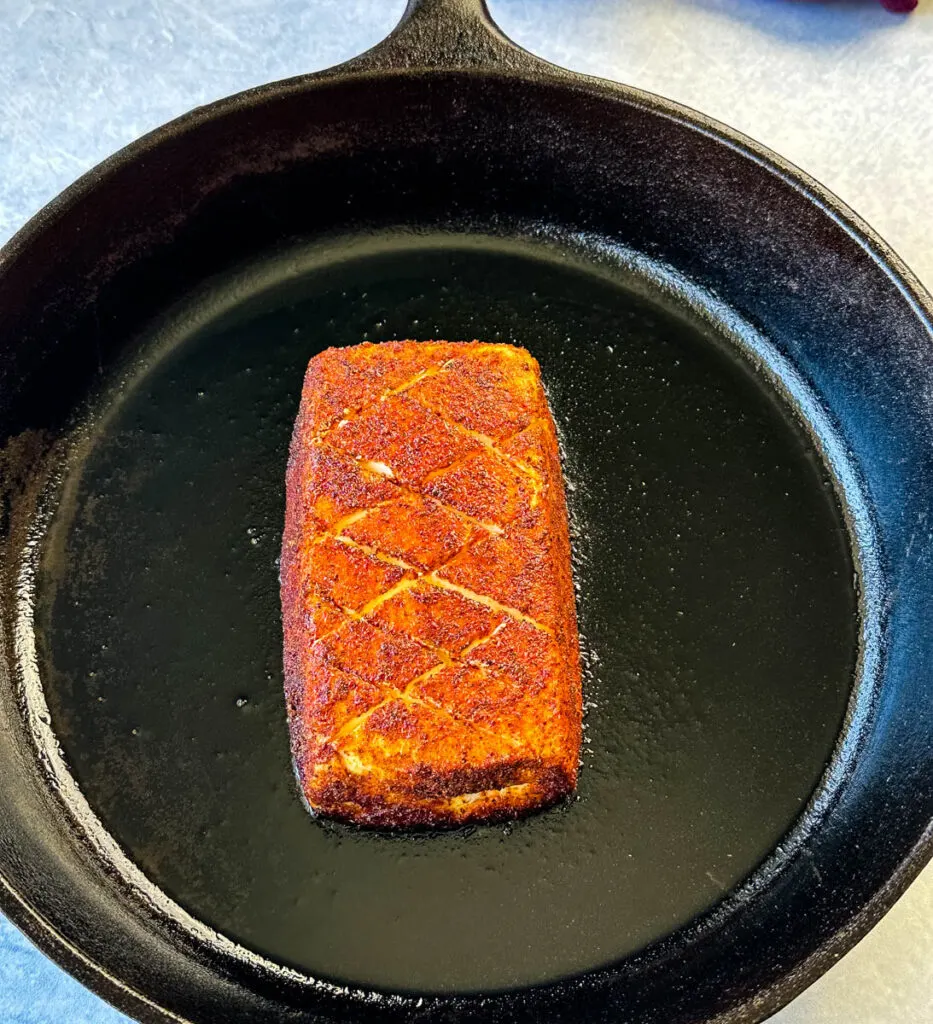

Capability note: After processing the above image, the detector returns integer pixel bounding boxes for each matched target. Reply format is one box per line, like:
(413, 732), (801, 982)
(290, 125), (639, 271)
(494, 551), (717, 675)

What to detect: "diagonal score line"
(305, 606), (354, 651)
(392, 483), (504, 537)
(351, 525), (487, 661)
(405, 393), (546, 488)
(329, 491), (494, 555)
(355, 576), (419, 618)
(312, 532), (419, 572)
(312, 357), (453, 443)
(326, 658), (454, 747)
(459, 619), (509, 658)
(405, 693), (525, 751)
(311, 437), (506, 537)
(304, 473), (549, 656)
(308, 586), (545, 754)
(304, 515), (479, 650)
(425, 574), (552, 635)
(310, 343), (525, 444)
(334, 694), (395, 743)
(331, 664), (449, 743)
(311, 499), (481, 629)
(307, 554), (507, 724)
(328, 505), (380, 535)
(405, 398), (546, 491)
(334, 670), (526, 754)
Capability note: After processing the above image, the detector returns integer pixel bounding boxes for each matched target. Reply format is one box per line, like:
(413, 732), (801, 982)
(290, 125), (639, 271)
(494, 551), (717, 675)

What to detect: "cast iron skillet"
(2, 0), (933, 1021)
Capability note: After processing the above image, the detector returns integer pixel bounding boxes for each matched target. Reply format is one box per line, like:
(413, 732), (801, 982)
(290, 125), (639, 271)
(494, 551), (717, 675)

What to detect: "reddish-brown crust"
(280, 341), (581, 827)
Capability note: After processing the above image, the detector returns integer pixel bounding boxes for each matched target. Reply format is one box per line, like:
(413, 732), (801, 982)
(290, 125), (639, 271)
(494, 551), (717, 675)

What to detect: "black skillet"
(2, 1), (933, 1021)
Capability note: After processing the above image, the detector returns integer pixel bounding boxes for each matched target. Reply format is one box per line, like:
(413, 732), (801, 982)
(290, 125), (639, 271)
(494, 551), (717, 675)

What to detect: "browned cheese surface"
(280, 341), (581, 827)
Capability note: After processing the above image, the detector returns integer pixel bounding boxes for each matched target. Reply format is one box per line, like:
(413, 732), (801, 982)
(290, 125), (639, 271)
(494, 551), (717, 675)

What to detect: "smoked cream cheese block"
(280, 341), (581, 827)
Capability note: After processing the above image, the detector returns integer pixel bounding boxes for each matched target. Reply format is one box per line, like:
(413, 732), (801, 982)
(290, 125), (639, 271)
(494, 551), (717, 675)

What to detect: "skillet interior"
(35, 230), (855, 992)
(1, 54), (932, 1024)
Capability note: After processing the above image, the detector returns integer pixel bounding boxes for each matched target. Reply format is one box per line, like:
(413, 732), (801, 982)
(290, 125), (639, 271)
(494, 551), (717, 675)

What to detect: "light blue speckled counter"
(1, 2), (931, 1021)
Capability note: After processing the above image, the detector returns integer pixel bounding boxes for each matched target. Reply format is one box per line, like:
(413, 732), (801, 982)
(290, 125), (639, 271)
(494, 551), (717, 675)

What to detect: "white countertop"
(0, 1), (930, 1021)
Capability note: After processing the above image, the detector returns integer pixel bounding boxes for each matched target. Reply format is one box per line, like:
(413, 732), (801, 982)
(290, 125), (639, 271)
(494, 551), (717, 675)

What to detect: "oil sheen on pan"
(279, 340), (582, 827)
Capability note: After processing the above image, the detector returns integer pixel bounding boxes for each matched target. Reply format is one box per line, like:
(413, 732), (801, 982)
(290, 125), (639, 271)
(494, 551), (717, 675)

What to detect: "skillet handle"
(345, 0), (521, 72)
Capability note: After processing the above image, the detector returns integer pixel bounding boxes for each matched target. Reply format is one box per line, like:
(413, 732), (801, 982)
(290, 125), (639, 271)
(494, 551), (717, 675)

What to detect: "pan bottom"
(35, 230), (857, 992)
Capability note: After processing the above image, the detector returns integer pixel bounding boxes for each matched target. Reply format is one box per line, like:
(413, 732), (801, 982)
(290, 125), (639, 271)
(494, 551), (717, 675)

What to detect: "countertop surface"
(1, 1), (931, 1021)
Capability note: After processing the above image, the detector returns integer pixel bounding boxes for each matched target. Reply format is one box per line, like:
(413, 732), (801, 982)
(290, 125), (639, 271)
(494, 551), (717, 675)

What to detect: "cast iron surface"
(1, 1), (933, 1022)
(36, 233), (856, 994)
